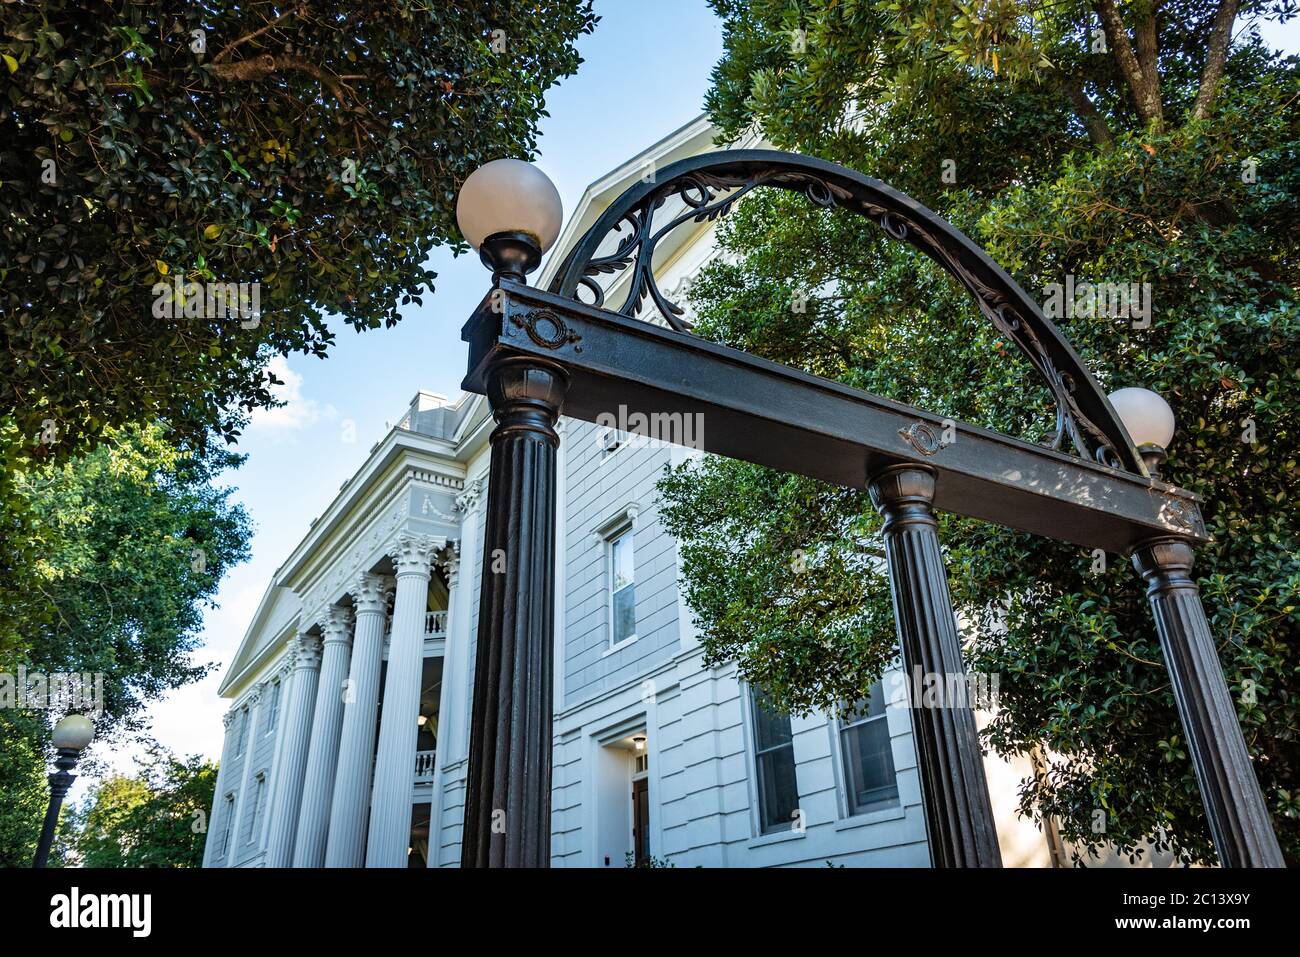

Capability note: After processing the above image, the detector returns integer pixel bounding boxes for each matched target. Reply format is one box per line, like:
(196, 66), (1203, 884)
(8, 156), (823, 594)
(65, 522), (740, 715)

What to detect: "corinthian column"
(326, 573), (391, 867)
(263, 633), (322, 868)
(292, 606), (354, 867)
(366, 533), (439, 867)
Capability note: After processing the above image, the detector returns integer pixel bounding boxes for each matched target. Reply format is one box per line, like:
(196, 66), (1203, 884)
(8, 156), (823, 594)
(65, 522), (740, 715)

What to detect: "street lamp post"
(454, 149), (1284, 868)
(456, 159), (565, 868)
(33, 713), (94, 869)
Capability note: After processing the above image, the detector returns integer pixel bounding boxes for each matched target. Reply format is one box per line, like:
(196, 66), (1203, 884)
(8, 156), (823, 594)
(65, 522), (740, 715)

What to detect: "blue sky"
(95, 4), (1300, 785)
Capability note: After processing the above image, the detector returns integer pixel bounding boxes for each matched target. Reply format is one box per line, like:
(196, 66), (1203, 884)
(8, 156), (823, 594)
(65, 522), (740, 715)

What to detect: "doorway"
(631, 776), (649, 866)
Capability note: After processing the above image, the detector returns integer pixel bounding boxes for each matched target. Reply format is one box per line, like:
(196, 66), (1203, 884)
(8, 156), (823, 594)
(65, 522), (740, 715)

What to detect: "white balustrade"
(414, 750), (437, 782)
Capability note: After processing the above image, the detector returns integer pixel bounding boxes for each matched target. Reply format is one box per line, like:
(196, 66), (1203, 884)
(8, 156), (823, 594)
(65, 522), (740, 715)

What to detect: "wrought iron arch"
(549, 149), (1143, 475)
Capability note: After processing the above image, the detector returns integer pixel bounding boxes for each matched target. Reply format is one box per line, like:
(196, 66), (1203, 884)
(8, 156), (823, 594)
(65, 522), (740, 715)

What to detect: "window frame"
(221, 793), (236, 858)
(834, 680), (901, 818)
(248, 772), (266, 846)
(748, 687), (801, 836)
(606, 523), (637, 651)
(266, 679), (281, 734)
(234, 705), (248, 756)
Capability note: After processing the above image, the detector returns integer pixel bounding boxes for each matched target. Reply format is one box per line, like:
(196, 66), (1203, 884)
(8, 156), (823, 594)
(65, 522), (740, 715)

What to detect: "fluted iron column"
(366, 533), (439, 867)
(462, 356), (568, 868)
(869, 464), (1001, 868)
(292, 607), (353, 867)
(325, 573), (391, 867)
(263, 634), (322, 867)
(1132, 536), (1284, 867)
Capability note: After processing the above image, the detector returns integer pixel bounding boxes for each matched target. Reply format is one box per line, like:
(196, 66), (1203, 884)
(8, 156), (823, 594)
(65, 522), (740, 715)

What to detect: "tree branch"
(1065, 80), (1115, 149)
(1134, 2), (1163, 117)
(213, 4), (306, 64)
(1094, 0), (1164, 130)
(1191, 0), (1241, 120)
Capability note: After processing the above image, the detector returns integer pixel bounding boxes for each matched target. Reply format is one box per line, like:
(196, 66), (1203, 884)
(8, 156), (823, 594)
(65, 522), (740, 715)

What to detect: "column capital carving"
(318, 606), (354, 645)
(439, 540), (462, 587)
(223, 709), (238, 728)
(867, 463), (937, 507)
(290, 633), (323, 672)
(455, 477), (485, 514)
(351, 572), (392, 614)
(390, 532), (441, 578)
(1130, 535), (1197, 584)
(245, 683), (265, 707)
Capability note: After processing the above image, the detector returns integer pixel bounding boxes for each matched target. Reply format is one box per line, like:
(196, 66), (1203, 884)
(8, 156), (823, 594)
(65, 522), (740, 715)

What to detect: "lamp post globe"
(33, 714), (94, 868)
(51, 713), (94, 751)
(1109, 386), (1176, 477)
(456, 158), (563, 284)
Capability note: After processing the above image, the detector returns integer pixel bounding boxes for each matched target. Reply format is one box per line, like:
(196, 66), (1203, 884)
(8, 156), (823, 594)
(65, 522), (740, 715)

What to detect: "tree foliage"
(0, 424), (250, 861)
(1, 1), (596, 457)
(67, 747), (217, 868)
(659, 0), (1300, 864)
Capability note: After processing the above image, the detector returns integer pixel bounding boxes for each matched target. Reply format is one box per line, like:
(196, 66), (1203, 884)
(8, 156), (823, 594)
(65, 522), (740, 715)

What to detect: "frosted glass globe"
(1108, 387), (1176, 449)
(456, 159), (563, 252)
(52, 713), (94, 751)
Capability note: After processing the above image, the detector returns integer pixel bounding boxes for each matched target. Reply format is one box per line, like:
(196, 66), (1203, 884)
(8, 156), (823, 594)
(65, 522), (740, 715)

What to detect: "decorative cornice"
(419, 492), (460, 524)
(404, 468), (464, 491)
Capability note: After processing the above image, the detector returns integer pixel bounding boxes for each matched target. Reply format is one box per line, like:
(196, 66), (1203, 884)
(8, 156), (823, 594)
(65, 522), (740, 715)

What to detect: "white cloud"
(249, 355), (333, 431)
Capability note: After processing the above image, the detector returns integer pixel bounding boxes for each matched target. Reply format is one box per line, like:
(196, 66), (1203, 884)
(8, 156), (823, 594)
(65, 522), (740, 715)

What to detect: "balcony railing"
(414, 749), (436, 782)
(424, 610), (447, 636)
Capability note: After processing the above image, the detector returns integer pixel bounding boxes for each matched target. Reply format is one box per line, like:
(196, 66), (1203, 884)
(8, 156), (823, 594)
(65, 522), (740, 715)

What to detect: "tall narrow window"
(750, 688), (799, 834)
(235, 706), (248, 756)
(839, 680), (899, 814)
(221, 794), (235, 858)
(248, 773), (266, 844)
(608, 526), (636, 647)
(266, 680), (281, 733)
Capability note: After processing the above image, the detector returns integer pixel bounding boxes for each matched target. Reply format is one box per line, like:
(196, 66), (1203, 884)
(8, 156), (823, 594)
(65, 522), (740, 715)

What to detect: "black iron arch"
(549, 149), (1143, 475)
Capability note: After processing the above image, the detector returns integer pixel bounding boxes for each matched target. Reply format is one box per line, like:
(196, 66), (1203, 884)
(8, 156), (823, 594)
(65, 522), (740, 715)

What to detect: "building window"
(266, 680), (281, 733)
(750, 688), (799, 834)
(221, 794), (235, 858)
(248, 773), (266, 845)
(598, 426), (625, 459)
(234, 706), (248, 756)
(839, 681), (899, 814)
(608, 526), (635, 647)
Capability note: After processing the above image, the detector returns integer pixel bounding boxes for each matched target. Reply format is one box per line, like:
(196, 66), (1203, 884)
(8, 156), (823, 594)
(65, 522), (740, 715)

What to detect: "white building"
(204, 117), (1103, 869)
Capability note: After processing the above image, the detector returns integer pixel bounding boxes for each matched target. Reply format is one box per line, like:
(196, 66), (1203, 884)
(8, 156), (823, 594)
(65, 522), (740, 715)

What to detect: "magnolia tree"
(658, 0), (1300, 864)
(0, 0), (596, 457)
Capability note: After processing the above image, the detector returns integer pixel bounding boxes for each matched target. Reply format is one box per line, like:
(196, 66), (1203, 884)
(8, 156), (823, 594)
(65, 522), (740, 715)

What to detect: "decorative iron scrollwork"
(549, 150), (1144, 475)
